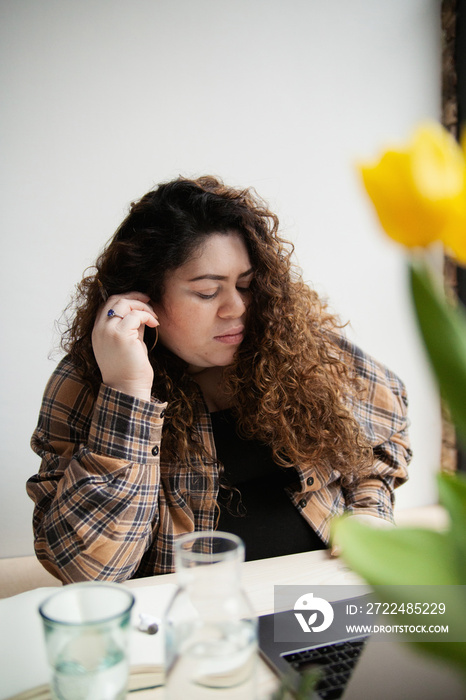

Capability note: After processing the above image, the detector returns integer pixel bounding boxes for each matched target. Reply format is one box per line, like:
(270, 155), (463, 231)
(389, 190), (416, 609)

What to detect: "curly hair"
(62, 176), (372, 484)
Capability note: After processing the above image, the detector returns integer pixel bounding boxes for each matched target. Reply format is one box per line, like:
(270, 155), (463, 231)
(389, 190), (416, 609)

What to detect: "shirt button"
(160, 409), (166, 418)
(151, 445), (159, 457)
(299, 498), (307, 509)
(306, 476), (314, 486)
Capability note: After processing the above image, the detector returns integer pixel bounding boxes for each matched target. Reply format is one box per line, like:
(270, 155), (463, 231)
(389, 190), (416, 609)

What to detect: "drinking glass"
(164, 531), (258, 699)
(39, 582), (135, 700)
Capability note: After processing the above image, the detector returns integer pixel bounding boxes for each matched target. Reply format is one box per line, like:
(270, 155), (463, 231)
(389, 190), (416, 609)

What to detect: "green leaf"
(332, 515), (466, 677)
(332, 518), (458, 585)
(437, 471), (466, 581)
(410, 260), (466, 447)
(330, 260), (466, 682)
(271, 669), (321, 699)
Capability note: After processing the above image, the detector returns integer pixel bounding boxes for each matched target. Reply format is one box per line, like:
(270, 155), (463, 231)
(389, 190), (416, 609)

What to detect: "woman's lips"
(214, 326), (245, 345)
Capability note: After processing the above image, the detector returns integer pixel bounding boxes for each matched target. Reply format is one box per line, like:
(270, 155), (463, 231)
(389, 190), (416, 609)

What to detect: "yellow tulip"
(442, 131), (466, 264)
(360, 122), (466, 258)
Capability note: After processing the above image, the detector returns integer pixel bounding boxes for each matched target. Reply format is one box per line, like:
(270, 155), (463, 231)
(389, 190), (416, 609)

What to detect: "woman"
(27, 176), (411, 583)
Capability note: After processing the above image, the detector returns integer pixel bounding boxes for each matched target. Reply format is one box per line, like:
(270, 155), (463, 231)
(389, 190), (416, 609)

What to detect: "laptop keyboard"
(283, 636), (369, 699)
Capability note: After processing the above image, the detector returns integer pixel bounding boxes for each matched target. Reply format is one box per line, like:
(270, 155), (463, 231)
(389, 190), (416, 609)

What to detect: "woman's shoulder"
(327, 328), (407, 398)
(327, 328), (409, 443)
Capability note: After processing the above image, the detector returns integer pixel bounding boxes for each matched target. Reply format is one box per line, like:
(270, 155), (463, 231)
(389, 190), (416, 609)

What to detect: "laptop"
(258, 593), (464, 700)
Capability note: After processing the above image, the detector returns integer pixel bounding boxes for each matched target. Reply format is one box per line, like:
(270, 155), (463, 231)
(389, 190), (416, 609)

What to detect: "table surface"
(124, 549), (365, 699)
(1, 507), (453, 699)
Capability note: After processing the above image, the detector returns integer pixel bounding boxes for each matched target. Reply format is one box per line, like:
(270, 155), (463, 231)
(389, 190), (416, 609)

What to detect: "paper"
(127, 583), (176, 668)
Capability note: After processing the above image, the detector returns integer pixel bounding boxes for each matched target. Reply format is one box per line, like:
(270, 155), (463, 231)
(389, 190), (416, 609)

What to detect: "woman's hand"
(92, 292), (159, 401)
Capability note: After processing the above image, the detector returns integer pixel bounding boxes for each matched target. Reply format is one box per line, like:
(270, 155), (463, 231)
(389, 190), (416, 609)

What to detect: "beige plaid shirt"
(27, 334), (411, 583)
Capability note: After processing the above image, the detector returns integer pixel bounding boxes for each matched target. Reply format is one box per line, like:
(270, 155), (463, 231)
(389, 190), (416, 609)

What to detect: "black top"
(212, 409), (326, 561)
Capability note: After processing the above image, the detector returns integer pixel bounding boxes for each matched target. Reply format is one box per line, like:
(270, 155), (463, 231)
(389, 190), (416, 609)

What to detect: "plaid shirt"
(27, 334), (411, 583)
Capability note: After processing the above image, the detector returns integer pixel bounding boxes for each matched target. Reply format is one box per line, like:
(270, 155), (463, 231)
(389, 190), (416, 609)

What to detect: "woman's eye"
(196, 291), (218, 299)
(236, 286), (251, 294)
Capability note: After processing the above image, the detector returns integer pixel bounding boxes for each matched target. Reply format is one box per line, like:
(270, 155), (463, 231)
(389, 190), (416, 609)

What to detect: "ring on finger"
(107, 309), (124, 320)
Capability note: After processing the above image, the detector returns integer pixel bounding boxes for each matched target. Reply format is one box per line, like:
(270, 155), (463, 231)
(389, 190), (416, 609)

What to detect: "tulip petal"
(359, 122), (466, 260)
(360, 150), (444, 248)
(411, 123), (465, 200)
(443, 201), (466, 264)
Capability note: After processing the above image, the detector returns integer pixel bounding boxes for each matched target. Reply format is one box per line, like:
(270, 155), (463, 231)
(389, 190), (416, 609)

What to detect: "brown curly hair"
(62, 176), (372, 484)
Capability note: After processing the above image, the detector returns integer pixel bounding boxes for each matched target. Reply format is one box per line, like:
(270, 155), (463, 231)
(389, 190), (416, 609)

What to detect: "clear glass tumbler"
(164, 531), (258, 700)
(39, 582), (135, 700)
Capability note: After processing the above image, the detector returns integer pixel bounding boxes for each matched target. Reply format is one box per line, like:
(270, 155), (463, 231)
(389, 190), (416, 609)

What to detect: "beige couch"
(0, 556), (61, 599)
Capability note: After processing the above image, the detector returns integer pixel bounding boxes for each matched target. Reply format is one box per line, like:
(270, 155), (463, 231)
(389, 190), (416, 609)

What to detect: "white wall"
(0, 0), (442, 557)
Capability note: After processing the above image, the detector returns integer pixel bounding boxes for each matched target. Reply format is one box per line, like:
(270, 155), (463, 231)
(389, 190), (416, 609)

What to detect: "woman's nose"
(218, 289), (247, 318)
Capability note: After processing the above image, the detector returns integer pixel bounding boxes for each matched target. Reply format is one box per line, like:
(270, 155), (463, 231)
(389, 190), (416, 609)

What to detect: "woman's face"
(153, 232), (253, 373)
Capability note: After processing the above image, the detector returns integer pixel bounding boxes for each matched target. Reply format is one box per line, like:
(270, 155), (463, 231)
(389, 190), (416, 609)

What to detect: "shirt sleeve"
(26, 357), (167, 583)
(335, 333), (413, 524)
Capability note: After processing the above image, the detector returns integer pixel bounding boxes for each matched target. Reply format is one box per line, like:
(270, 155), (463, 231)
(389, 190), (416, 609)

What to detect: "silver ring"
(107, 309), (124, 320)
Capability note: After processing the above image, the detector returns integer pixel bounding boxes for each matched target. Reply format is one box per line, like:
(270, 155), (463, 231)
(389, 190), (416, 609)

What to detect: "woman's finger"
(107, 290), (151, 303)
(98, 296), (158, 325)
(109, 309), (159, 331)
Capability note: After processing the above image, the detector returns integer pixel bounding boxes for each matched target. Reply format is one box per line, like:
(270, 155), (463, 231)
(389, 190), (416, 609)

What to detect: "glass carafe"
(164, 531), (258, 699)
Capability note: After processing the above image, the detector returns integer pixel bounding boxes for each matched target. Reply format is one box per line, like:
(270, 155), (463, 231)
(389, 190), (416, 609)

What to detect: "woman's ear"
(144, 324), (159, 352)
